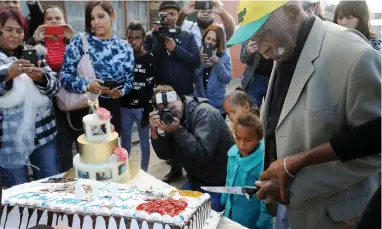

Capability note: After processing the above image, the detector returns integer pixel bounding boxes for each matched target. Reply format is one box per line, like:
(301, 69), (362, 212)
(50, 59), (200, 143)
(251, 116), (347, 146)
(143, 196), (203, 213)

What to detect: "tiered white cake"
(73, 108), (128, 183)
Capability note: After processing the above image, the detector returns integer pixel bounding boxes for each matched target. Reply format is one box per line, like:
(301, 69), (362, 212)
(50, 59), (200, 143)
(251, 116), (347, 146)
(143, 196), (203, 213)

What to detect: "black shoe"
(162, 169), (182, 183)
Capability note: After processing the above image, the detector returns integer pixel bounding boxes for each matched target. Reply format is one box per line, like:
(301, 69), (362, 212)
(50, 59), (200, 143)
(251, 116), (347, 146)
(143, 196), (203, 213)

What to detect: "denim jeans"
(276, 204), (290, 229)
(120, 107), (150, 172)
(246, 74), (270, 109)
(182, 180), (225, 212)
(0, 139), (59, 187)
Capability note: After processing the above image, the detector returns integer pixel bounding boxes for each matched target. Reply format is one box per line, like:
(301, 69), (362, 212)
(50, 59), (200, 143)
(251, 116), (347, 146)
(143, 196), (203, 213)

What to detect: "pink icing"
(114, 147), (128, 162)
(96, 107), (112, 120)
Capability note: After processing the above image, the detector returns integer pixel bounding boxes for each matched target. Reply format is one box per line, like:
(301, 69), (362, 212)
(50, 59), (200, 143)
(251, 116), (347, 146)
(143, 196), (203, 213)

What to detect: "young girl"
(221, 113), (273, 229)
(223, 88), (260, 125)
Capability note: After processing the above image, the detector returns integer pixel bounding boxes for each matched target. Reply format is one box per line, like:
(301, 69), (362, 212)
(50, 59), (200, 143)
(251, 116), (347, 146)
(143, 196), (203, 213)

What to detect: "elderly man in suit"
(227, 1), (381, 229)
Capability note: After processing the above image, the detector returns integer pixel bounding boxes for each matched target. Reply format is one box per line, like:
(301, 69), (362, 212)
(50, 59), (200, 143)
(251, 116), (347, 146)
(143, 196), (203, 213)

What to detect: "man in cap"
(227, 1), (381, 229)
(144, 1), (200, 184)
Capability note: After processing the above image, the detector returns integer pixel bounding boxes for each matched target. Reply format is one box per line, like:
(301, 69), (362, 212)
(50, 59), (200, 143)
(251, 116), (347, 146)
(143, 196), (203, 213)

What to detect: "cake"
(0, 178), (211, 229)
(74, 107), (129, 183)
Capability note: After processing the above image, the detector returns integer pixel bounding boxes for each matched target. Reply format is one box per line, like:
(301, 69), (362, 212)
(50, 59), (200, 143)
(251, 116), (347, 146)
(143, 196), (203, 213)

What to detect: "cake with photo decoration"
(0, 178), (211, 229)
(73, 107), (129, 183)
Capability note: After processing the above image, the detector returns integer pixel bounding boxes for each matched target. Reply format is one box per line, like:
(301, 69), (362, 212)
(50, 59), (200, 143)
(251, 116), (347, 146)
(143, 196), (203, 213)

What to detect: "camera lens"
(161, 111), (175, 125)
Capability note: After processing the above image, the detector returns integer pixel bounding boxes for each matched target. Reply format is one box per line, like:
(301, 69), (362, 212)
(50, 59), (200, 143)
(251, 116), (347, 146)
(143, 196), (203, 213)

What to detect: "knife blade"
(201, 186), (259, 199)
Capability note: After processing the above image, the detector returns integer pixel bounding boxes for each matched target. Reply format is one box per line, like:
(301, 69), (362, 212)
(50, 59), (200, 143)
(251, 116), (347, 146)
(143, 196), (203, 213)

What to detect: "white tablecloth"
(2, 171), (247, 229)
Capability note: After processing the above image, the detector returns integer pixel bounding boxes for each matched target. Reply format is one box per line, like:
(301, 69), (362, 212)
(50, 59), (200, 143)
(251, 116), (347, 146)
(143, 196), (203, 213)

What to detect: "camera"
(195, 1), (213, 10)
(154, 12), (181, 38)
(158, 108), (176, 125)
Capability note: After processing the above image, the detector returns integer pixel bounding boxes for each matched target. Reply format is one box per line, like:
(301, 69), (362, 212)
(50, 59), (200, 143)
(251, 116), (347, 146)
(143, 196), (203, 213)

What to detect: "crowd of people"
(0, 0), (380, 229)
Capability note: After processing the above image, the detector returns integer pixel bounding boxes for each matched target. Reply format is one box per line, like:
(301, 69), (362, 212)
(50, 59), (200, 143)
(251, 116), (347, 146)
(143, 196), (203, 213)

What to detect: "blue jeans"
(182, 180), (225, 212)
(276, 204), (290, 229)
(0, 139), (59, 187)
(246, 74), (270, 109)
(120, 107), (150, 172)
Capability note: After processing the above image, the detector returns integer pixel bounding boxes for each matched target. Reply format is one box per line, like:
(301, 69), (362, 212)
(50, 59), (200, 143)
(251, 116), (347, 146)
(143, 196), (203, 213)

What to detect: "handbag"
(55, 33), (96, 131)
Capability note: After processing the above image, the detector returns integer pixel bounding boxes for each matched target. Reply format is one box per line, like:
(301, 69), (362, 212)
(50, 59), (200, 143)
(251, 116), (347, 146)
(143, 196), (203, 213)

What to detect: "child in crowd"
(221, 113), (273, 229)
(120, 21), (155, 172)
(223, 88), (260, 125)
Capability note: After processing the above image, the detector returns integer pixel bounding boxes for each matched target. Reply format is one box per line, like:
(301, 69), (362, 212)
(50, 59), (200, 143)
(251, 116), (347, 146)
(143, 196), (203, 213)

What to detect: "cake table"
(1, 170), (247, 229)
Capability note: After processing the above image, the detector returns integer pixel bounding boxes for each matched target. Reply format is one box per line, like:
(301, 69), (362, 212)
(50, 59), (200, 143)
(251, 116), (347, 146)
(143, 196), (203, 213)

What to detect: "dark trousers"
(99, 97), (122, 134)
(357, 186), (381, 229)
(55, 103), (87, 173)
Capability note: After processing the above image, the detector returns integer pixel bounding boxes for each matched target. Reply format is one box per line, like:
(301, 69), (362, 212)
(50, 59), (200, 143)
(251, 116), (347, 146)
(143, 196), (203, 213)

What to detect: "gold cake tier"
(77, 132), (119, 164)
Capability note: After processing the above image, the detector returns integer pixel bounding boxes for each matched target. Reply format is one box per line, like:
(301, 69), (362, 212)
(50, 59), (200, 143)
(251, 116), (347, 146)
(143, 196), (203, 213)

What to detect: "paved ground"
(129, 79), (241, 189)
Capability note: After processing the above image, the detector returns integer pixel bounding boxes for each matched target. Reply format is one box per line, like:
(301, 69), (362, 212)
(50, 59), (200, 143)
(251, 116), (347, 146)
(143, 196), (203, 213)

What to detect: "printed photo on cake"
(96, 170), (112, 181)
(78, 170), (89, 179)
(118, 163), (127, 175)
(90, 124), (107, 136)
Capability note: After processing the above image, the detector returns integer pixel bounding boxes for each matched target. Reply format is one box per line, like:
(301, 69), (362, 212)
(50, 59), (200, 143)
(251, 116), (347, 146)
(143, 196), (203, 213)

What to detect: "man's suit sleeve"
(289, 47), (381, 208)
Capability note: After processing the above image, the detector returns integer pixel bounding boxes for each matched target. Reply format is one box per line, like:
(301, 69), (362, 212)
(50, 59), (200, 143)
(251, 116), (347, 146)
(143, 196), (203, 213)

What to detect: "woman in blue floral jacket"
(60, 1), (134, 134)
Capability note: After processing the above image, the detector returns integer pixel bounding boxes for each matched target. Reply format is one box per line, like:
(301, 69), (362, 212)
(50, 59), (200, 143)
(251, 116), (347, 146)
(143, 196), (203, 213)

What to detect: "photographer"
(144, 1), (200, 183)
(149, 85), (234, 212)
(176, 0), (236, 49)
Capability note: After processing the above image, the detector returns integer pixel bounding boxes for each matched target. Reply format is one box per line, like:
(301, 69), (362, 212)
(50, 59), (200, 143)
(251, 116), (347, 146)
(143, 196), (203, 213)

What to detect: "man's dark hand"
(255, 179), (289, 205)
(164, 37), (176, 52)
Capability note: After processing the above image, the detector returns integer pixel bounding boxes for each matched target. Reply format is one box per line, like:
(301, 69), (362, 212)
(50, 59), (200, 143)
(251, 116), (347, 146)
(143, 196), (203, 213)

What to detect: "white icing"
(83, 113), (111, 142)
(173, 215), (184, 226)
(136, 210), (150, 220)
(73, 154), (128, 183)
(162, 214), (174, 224)
(123, 208), (136, 218)
(150, 213), (163, 221)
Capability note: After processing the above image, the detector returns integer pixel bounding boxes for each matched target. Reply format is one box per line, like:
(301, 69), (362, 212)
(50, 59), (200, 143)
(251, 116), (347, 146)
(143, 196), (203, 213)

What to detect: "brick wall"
(214, 1), (245, 78)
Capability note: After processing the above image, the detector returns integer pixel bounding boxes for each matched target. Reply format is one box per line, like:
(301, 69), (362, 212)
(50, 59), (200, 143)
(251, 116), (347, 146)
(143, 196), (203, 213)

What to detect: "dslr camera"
(153, 12), (181, 38)
(155, 91), (178, 125)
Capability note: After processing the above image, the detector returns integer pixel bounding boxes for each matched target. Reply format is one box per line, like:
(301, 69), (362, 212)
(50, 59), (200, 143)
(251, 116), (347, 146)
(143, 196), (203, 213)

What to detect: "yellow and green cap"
(227, 1), (289, 48)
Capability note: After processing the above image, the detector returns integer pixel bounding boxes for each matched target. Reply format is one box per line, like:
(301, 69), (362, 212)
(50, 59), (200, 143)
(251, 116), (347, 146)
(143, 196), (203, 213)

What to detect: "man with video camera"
(144, 1), (200, 183)
(149, 85), (233, 212)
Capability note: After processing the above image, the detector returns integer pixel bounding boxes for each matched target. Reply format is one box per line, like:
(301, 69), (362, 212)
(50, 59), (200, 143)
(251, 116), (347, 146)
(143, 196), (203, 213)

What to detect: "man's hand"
(33, 24), (45, 43)
(246, 40), (258, 55)
(212, 0), (225, 15)
(158, 117), (181, 133)
(149, 111), (161, 136)
(181, 1), (196, 16)
(164, 37), (176, 52)
(255, 179), (288, 205)
(260, 156), (299, 203)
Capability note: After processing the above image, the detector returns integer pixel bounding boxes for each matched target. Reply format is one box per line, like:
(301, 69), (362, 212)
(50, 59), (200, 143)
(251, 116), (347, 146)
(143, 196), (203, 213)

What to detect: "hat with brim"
(227, 1), (289, 48)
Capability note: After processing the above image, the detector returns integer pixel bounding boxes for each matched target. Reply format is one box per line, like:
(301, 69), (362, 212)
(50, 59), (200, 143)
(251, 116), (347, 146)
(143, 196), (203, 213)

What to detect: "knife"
(201, 186), (260, 199)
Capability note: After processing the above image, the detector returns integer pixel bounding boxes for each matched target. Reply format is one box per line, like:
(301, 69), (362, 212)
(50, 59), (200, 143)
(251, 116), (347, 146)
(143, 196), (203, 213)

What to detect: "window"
(65, 1), (86, 32)
(126, 1), (149, 31)
(64, 1), (126, 38)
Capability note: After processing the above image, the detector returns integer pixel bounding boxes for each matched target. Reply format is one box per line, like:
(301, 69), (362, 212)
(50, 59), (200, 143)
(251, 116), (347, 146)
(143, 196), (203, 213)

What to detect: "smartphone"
(45, 25), (64, 36)
(99, 80), (117, 89)
(203, 43), (213, 59)
(195, 1), (213, 10)
(22, 49), (38, 66)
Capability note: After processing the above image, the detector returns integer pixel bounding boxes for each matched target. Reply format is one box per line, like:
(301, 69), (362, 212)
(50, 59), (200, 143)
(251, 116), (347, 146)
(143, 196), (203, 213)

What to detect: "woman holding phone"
(29, 6), (77, 173)
(194, 25), (232, 119)
(60, 1), (134, 134)
(0, 10), (60, 187)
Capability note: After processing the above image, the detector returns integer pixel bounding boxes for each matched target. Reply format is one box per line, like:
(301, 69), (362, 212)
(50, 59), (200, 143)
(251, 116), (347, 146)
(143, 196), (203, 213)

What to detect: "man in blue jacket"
(144, 1), (200, 183)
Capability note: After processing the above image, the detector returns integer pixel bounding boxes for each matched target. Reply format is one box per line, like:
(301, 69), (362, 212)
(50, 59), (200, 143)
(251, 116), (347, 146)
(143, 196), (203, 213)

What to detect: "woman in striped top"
(33, 6), (76, 173)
